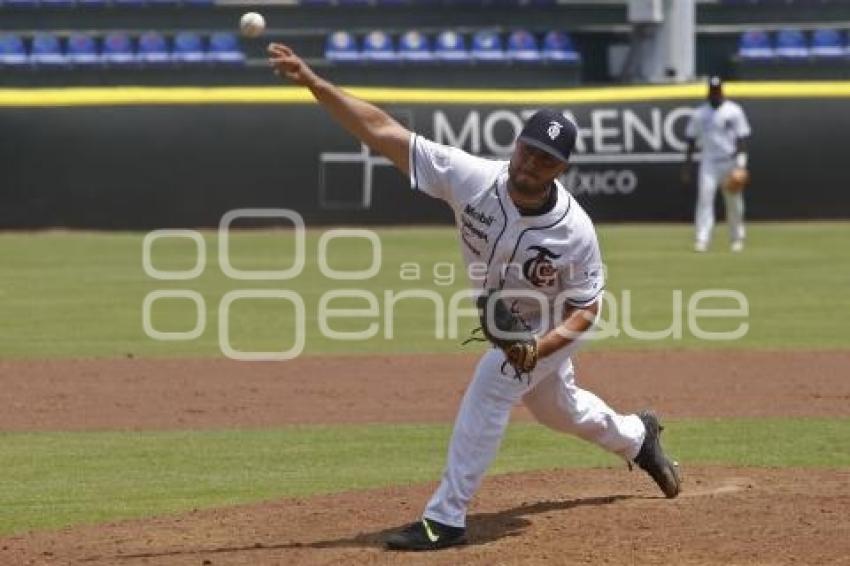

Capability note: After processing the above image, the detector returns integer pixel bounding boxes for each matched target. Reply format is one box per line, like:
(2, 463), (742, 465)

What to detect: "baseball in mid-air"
(239, 12), (266, 38)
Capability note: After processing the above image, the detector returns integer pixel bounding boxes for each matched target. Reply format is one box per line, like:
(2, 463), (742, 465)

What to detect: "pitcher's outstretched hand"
(268, 43), (319, 87)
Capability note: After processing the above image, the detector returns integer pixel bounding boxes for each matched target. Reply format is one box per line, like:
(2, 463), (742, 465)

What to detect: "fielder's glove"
(472, 289), (539, 378)
(721, 167), (749, 193)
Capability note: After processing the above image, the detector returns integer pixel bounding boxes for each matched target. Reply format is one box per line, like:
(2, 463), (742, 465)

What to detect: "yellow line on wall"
(1, 81), (850, 107)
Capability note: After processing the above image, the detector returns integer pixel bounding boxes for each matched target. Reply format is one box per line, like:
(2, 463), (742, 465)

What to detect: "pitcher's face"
(508, 141), (568, 196)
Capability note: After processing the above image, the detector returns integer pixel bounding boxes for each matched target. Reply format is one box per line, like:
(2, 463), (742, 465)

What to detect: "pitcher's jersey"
(409, 134), (605, 333)
(685, 100), (751, 163)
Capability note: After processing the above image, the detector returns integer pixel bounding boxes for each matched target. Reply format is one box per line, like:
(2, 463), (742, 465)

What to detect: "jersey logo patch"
(547, 121), (563, 140)
(523, 245), (561, 287)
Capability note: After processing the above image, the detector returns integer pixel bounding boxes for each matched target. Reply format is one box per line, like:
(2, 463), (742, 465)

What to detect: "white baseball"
(239, 12), (266, 38)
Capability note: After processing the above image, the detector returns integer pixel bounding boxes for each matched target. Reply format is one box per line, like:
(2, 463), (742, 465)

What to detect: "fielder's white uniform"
(409, 134), (647, 528)
(686, 100), (751, 247)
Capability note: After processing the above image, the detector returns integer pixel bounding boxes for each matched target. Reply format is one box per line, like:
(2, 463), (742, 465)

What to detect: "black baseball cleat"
(385, 518), (467, 551)
(633, 411), (682, 498)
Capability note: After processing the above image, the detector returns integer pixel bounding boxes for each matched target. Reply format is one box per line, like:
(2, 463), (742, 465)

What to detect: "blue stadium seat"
(506, 29), (541, 62)
(738, 30), (774, 59)
(362, 31), (398, 62)
(4, 0), (39, 6)
(148, 0), (182, 5)
(77, 0), (108, 5)
(41, 0), (77, 7)
(102, 32), (135, 65)
(811, 29), (845, 58)
(471, 30), (505, 62)
(172, 31), (205, 63)
(434, 30), (469, 62)
(325, 31), (360, 62)
(184, 0), (214, 5)
(0, 34), (28, 66)
(775, 29), (809, 58)
(207, 32), (245, 64)
(30, 32), (67, 65)
(399, 30), (434, 62)
(67, 32), (99, 65)
(114, 0), (146, 5)
(137, 31), (170, 65)
(542, 30), (579, 63)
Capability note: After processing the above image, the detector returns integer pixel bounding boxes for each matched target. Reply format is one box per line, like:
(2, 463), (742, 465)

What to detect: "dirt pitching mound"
(2, 467), (848, 565)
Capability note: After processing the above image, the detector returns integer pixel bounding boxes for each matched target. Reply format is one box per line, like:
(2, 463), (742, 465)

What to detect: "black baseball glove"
(472, 289), (539, 377)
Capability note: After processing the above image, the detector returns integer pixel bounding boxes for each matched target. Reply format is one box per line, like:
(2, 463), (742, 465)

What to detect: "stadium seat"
(137, 31), (170, 65)
(325, 31), (360, 62)
(362, 31), (398, 62)
(207, 32), (245, 64)
(738, 30), (774, 59)
(77, 0), (108, 5)
(471, 30), (505, 62)
(41, 0), (77, 7)
(30, 32), (67, 65)
(506, 29), (541, 62)
(434, 30), (470, 62)
(3, 0), (39, 6)
(172, 31), (205, 63)
(67, 32), (100, 65)
(0, 34), (28, 66)
(148, 0), (182, 5)
(775, 29), (809, 58)
(542, 30), (579, 63)
(114, 0), (146, 5)
(811, 29), (845, 58)
(184, 0), (214, 5)
(399, 30), (434, 62)
(102, 32), (135, 65)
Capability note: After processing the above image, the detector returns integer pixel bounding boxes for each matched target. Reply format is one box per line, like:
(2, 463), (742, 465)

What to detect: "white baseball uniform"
(409, 134), (646, 528)
(685, 100), (751, 246)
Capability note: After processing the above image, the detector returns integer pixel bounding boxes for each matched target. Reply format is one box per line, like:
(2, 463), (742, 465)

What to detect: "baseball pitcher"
(682, 76), (752, 253)
(268, 43), (681, 552)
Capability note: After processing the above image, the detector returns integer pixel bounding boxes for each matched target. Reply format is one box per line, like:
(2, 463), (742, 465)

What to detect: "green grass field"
(2, 419), (849, 535)
(1, 223), (848, 537)
(1, 222), (848, 358)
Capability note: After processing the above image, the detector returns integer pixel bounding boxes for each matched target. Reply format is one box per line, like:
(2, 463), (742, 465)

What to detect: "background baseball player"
(682, 76), (752, 253)
(268, 42), (681, 552)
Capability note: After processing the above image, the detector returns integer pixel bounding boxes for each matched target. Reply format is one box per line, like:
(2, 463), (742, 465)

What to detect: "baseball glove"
(721, 167), (749, 193)
(472, 290), (539, 378)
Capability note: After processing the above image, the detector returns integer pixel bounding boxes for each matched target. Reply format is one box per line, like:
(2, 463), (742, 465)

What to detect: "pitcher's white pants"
(696, 158), (746, 246)
(423, 347), (646, 528)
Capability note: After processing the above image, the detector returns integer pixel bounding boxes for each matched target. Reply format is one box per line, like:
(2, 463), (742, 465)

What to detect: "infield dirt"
(1, 350), (849, 565)
(2, 351), (849, 431)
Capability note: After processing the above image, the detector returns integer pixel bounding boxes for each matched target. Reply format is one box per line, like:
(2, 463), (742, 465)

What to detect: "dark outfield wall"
(1, 94), (848, 229)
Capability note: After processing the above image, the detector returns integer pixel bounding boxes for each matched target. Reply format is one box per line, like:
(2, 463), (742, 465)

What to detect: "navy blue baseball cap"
(517, 109), (577, 164)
